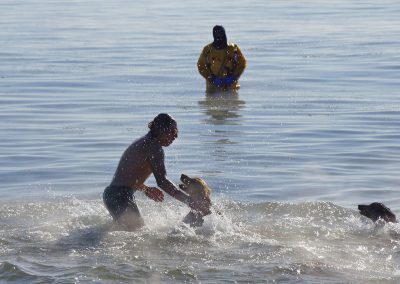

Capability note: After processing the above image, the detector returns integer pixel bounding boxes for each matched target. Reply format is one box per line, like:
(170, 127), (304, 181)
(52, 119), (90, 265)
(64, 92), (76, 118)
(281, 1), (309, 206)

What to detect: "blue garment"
(211, 76), (224, 87)
(224, 76), (236, 85)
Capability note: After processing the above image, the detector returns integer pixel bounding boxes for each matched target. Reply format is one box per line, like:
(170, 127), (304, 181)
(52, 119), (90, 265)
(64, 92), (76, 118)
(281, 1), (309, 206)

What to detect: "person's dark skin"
(212, 25), (228, 50)
(110, 120), (191, 205)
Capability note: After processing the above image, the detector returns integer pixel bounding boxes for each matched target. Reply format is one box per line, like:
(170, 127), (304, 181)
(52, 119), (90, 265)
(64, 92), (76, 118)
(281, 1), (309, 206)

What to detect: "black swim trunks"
(103, 185), (141, 220)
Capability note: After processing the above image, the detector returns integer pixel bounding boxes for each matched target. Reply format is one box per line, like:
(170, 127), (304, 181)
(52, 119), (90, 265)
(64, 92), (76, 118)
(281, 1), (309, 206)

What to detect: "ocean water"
(1, 0), (400, 282)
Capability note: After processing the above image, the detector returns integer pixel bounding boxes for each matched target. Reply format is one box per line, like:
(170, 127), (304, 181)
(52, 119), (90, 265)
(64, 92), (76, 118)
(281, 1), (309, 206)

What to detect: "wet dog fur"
(358, 202), (397, 224)
(179, 174), (212, 227)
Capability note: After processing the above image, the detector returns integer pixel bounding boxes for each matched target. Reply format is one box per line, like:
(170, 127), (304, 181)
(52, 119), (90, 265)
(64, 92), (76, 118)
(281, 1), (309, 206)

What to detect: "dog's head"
(179, 174), (211, 215)
(358, 202), (397, 223)
(179, 174), (211, 201)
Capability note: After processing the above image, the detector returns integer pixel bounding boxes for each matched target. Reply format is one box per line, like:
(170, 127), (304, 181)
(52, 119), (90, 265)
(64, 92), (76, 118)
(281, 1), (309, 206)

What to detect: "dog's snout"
(180, 174), (189, 182)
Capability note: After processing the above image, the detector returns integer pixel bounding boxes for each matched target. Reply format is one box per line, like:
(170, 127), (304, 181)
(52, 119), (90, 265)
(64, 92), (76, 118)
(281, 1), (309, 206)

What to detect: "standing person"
(103, 113), (193, 230)
(197, 25), (247, 93)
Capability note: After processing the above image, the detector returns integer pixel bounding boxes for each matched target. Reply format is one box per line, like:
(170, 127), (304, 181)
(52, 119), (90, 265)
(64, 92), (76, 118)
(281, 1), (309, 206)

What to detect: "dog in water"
(179, 174), (212, 227)
(358, 202), (397, 224)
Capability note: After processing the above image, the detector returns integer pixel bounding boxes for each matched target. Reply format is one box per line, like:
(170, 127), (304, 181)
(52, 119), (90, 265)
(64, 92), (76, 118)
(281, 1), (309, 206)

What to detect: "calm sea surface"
(1, 0), (400, 282)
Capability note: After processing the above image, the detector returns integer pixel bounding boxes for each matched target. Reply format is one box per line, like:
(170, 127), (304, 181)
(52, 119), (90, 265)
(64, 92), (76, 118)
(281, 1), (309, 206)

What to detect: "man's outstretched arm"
(150, 147), (191, 205)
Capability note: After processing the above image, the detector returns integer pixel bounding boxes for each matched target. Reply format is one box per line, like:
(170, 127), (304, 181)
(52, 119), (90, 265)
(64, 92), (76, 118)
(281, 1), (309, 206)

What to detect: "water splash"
(1, 197), (399, 282)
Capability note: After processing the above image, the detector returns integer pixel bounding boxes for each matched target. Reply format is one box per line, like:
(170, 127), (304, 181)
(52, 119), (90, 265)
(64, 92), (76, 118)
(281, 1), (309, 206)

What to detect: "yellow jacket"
(197, 43), (246, 92)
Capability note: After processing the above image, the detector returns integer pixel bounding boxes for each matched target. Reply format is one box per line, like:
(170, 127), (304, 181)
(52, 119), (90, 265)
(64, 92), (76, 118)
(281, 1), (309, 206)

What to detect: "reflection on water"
(198, 91), (246, 166)
(198, 91), (246, 125)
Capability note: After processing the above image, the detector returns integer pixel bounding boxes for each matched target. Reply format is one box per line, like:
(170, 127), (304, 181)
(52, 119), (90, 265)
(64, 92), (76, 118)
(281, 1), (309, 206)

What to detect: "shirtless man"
(103, 113), (193, 229)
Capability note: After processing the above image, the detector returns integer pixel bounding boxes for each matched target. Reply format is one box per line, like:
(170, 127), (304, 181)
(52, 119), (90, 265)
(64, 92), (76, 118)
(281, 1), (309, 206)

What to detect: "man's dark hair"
(148, 113), (176, 136)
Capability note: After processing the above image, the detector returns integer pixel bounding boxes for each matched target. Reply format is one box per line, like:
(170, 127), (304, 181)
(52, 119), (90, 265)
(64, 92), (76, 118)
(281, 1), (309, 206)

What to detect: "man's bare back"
(110, 133), (161, 189)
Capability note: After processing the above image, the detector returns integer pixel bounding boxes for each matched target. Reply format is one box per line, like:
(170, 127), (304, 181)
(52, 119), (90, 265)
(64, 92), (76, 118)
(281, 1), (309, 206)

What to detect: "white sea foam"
(1, 196), (400, 282)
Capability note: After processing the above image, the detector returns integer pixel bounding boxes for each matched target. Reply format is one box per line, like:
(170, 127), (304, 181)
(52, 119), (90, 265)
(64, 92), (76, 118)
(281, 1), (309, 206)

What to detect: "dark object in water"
(358, 202), (397, 223)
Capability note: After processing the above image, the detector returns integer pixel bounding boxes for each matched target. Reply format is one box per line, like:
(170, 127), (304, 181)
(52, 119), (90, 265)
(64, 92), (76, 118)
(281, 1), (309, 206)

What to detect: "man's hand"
(144, 187), (164, 202)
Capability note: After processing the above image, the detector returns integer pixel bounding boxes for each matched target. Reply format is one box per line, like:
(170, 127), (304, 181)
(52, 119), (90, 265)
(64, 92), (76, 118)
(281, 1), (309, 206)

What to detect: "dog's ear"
(383, 210), (397, 223)
(378, 204), (396, 223)
(385, 214), (397, 223)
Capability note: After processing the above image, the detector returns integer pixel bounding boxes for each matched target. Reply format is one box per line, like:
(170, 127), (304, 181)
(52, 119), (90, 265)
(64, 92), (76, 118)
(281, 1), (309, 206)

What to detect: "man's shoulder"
(227, 43), (239, 49)
(202, 43), (214, 52)
(145, 137), (164, 153)
(129, 135), (164, 157)
(201, 43), (240, 54)
(130, 133), (157, 149)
